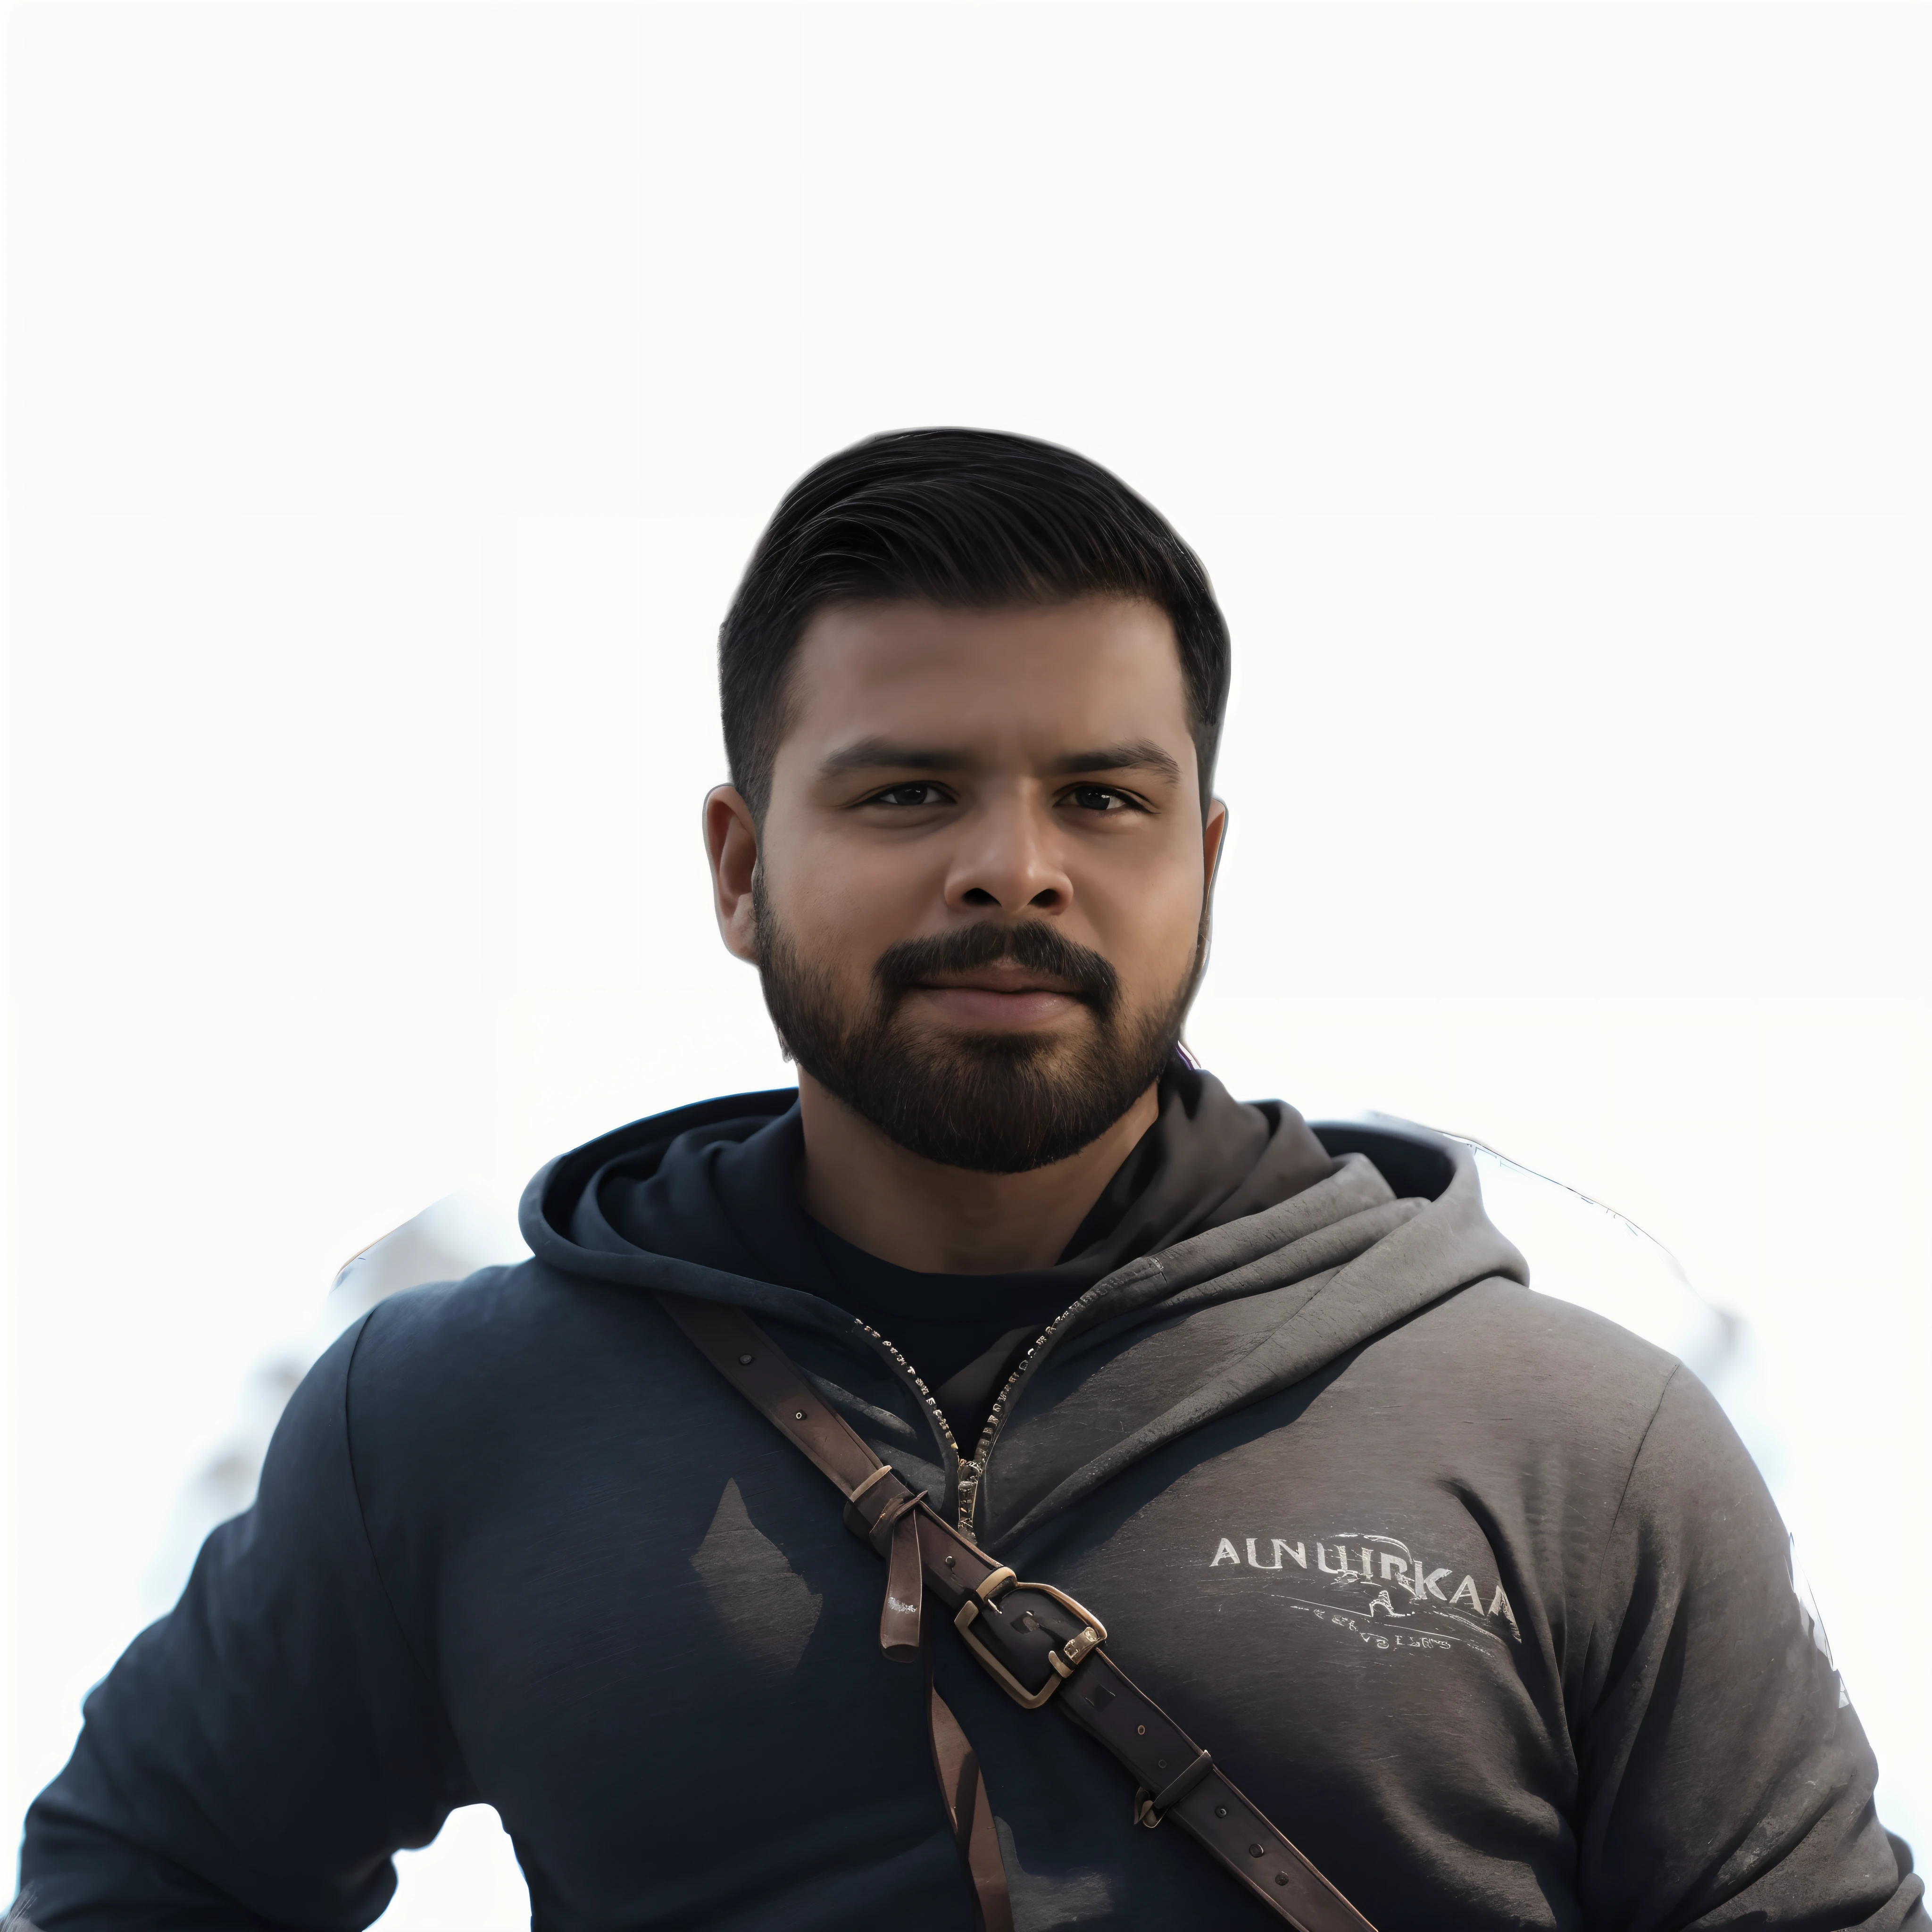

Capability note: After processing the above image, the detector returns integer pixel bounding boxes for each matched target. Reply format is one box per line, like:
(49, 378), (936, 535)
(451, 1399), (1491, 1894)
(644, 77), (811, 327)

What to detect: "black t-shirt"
(584, 1060), (1334, 1444)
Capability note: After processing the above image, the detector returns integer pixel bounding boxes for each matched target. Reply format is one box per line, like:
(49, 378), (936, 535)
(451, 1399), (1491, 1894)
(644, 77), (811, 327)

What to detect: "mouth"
(909, 963), (1087, 1029)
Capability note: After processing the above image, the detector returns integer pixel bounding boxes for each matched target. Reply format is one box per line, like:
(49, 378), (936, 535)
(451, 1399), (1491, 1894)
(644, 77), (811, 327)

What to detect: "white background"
(4, 1), (1928, 1920)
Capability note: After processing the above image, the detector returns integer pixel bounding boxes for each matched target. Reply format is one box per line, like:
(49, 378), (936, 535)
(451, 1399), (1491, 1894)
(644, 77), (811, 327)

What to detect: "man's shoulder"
(345, 1256), (687, 1414)
(1371, 1272), (1693, 1451)
(1442, 1272), (1684, 1366)
(338, 1258), (736, 1528)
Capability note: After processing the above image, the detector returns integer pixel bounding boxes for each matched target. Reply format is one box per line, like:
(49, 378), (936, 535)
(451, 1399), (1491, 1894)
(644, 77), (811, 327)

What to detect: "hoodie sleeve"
(15, 1317), (474, 1930)
(1574, 1363), (1924, 1932)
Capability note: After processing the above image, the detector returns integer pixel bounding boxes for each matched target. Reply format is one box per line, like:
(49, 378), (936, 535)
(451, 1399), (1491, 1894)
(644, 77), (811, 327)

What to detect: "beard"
(752, 874), (1203, 1174)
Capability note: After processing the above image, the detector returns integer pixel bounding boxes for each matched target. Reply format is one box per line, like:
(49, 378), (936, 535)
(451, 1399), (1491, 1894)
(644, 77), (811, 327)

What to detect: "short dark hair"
(719, 428), (1232, 819)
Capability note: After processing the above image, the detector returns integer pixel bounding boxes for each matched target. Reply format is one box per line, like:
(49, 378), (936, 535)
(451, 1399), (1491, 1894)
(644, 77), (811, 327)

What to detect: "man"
(16, 431), (1921, 1929)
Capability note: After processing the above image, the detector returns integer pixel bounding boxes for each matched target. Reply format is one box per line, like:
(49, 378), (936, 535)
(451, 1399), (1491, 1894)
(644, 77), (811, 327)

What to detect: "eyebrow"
(816, 738), (970, 778)
(817, 736), (1184, 787)
(1049, 741), (1185, 786)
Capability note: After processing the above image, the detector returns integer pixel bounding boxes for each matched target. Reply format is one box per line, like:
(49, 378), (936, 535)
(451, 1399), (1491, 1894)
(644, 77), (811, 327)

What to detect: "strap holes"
(793, 1409), (807, 1421)
(1136, 1724), (1146, 1736)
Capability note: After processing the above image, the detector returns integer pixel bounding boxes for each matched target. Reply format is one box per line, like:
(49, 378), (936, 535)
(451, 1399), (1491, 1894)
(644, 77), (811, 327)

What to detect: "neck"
(793, 1073), (1162, 1274)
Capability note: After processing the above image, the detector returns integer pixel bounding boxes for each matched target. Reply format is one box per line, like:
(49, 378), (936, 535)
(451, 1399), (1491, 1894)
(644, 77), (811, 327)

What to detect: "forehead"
(780, 598), (1191, 759)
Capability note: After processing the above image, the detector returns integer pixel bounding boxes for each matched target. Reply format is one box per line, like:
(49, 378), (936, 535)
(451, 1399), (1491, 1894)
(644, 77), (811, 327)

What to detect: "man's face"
(710, 597), (1226, 1173)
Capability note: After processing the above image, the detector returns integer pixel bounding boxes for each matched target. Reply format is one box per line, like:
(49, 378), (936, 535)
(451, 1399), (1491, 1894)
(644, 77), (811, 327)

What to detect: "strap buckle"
(953, 1568), (1108, 1710)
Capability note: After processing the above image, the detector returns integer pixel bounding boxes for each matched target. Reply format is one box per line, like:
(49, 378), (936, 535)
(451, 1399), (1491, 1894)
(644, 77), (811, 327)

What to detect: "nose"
(943, 793), (1071, 916)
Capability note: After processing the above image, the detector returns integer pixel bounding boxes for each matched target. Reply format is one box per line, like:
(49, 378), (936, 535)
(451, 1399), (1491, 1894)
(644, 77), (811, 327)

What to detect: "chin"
(903, 1017), (1090, 1063)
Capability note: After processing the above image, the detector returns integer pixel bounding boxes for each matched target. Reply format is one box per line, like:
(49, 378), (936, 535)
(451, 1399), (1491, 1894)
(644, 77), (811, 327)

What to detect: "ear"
(1202, 797), (1229, 895)
(703, 784), (761, 965)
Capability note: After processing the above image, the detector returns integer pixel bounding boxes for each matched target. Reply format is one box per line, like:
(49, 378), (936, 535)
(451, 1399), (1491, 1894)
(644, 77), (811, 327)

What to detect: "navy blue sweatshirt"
(16, 1081), (1923, 1930)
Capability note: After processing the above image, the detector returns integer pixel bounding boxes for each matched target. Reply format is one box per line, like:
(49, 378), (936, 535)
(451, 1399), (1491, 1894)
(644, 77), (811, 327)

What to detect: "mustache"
(873, 920), (1121, 1022)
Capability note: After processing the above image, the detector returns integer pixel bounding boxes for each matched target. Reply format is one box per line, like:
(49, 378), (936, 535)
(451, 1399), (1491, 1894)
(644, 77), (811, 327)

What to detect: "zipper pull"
(956, 1459), (982, 1533)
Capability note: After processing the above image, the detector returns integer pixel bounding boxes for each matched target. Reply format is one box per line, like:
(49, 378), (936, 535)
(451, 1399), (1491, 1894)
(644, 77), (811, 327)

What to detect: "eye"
(1064, 785), (1142, 814)
(866, 782), (949, 808)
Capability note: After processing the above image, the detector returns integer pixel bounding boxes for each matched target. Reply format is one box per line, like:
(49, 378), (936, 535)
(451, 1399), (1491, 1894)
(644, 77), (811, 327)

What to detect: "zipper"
(850, 1259), (1153, 1538)
(956, 1255), (1164, 1536)
(955, 1458), (983, 1533)
(847, 1315), (961, 1490)
(955, 1329), (1051, 1537)
(955, 1287), (1104, 1537)
(844, 1307), (1060, 1540)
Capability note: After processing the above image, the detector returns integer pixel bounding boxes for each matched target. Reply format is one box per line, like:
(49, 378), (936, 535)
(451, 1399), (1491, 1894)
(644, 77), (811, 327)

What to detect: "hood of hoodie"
(521, 1089), (1526, 1551)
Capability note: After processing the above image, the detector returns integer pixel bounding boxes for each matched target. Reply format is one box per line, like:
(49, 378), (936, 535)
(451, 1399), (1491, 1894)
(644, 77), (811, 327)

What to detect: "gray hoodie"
(17, 1091), (1923, 1931)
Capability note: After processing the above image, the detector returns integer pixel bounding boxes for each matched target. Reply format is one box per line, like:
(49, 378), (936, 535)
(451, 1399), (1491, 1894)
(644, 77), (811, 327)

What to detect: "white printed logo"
(1208, 1529), (1521, 1652)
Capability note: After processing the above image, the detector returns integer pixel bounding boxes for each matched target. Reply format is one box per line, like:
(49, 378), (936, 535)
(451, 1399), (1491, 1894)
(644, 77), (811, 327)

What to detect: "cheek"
(762, 833), (937, 964)
(1082, 843), (1207, 981)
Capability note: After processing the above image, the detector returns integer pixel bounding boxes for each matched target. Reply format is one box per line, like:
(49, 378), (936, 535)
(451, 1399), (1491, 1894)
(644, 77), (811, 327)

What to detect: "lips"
(911, 983), (1083, 1029)
(871, 919), (1123, 1026)
(911, 961), (1088, 1026)
(916, 966), (1082, 1000)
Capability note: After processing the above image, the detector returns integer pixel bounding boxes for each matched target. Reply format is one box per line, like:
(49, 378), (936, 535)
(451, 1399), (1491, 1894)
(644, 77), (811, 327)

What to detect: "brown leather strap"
(876, 1495), (925, 1665)
(660, 1292), (886, 1494)
(925, 1624), (1016, 1932)
(658, 1291), (1376, 1932)
(1058, 1648), (1377, 1929)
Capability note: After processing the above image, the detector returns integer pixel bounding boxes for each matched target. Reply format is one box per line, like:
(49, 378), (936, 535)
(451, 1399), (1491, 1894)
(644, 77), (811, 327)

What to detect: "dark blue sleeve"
(1574, 1367), (1926, 1931)
(16, 1317), (474, 1929)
